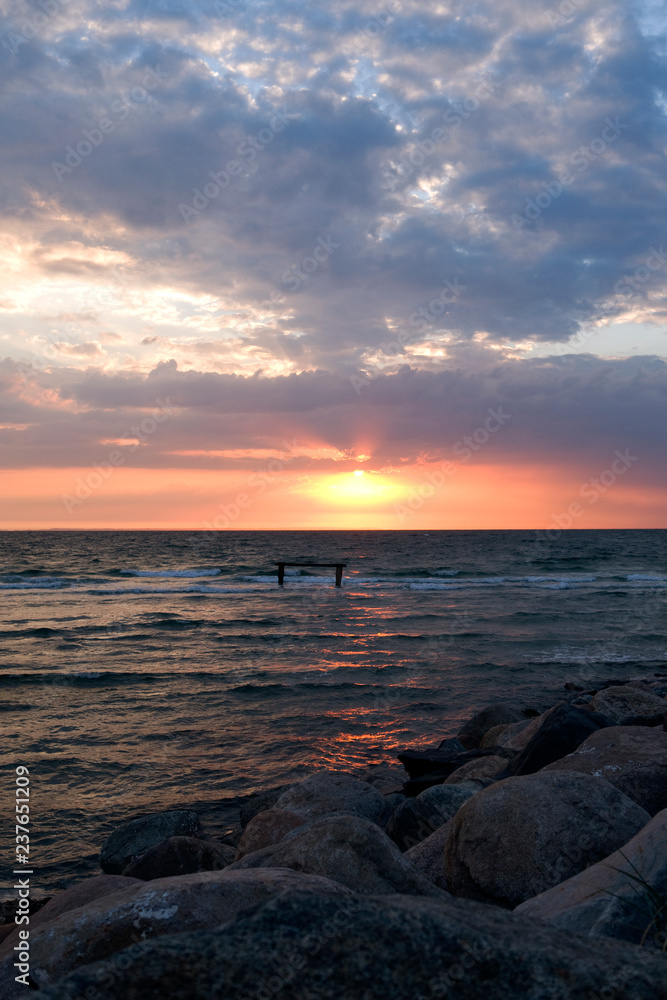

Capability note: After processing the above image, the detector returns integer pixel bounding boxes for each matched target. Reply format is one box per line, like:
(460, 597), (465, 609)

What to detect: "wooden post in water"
(275, 562), (347, 587)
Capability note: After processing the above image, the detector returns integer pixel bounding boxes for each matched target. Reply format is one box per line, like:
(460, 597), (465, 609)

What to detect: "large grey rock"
(480, 719), (531, 748)
(20, 869), (352, 988)
(385, 797), (432, 851)
(444, 755), (508, 783)
(39, 891), (667, 1000)
(275, 771), (389, 826)
(236, 808), (305, 859)
(100, 810), (202, 874)
(121, 836), (235, 880)
(239, 785), (291, 827)
(589, 684), (666, 726)
(503, 703), (612, 777)
(0, 876), (139, 959)
(227, 813), (445, 896)
(415, 782), (479, 827)
(404, 820), (454, 890)
(385, 783), (476, 852)
(457, 703), (527, 748)
(516, 808), (667, 947)
(445, 772), (650, 907)
(543, 726), (667, 815)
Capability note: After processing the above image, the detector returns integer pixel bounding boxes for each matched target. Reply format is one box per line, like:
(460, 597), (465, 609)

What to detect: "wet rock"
(275, 770), (389, 826)
(0, 876), (139, 959)
(0, 925), (14, 946)
(444, 772), (650, 907)
(516, 808), (667, 947)
(23, 869), (353, 989)
(227, 813), (445, 896)
(100, 810), (202, 875)
(589, 684), (666, 726)
(235, 808), (305, 859)
(456, 703), (527, 749)
(543, 725), (667, 815)
(121, 836), (235, 880)
(39, 891), (667, 1000)
(502, 703), (612, 777)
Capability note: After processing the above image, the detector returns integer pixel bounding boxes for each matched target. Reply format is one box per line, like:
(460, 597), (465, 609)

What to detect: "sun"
(298, 470), (403, 506)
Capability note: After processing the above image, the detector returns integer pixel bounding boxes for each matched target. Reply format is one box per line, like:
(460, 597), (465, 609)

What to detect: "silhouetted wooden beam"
(274, 562), (347, 587)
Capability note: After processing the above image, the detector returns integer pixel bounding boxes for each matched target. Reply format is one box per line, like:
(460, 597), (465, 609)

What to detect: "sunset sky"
(1, 0), (666, 529)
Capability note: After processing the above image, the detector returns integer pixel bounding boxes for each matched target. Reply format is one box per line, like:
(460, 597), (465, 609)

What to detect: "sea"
(1, 529), (666, 895)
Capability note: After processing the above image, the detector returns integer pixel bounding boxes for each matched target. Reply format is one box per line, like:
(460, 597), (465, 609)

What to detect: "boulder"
(456, 703), (527, 749)
(444, 755), (508, 784)
(397, 745), (514, 784)
(0, 875), (139, 959)
(415, 782), (479, 828)
(239, 784), (291, 827)
(515, 808), (667, 947)
(589, 684), (666, 726)
(385, 798), (431, 851)
(100, 810), (202, 874)
(0, 925), (14, 946)
(385, 784), (475, 852)
(405, 820), (454, 890)
(275, 770), (389, 826)
(20, 869), (353, 988)
(235, 808), (305, 859)
(227, 813), (445, 896)
(39, 891), (667, 1000)
(503, 703), (612, 777)
(480, 719), (531, 748)
(543, 726), (667, 815)
(121, 836), (235, 880)
(444, 772), (650, 907)
(502, 711), (549, 751)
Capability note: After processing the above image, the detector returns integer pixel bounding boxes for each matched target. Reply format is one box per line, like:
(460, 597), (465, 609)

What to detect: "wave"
(120, 569), (222, 578)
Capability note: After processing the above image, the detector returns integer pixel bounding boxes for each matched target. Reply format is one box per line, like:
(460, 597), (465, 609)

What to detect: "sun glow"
(311, 471), (403, 505)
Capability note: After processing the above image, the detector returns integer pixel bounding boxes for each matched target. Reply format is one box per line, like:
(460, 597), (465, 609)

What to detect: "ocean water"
(1, 529), (666, 895)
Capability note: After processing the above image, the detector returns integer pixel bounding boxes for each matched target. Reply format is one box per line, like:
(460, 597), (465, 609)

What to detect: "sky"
(1, 0), (666, 529)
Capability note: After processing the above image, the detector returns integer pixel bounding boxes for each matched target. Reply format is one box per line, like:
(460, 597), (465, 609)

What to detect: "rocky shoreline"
(2, 674), (667, 998)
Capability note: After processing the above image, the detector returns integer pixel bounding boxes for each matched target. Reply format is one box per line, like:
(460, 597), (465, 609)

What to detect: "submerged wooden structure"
(275, 561), (347, 587)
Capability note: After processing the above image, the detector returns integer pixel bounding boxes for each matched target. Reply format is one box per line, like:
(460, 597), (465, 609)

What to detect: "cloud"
(1, 355), (665, 487)
(0, 0), (666, 523)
